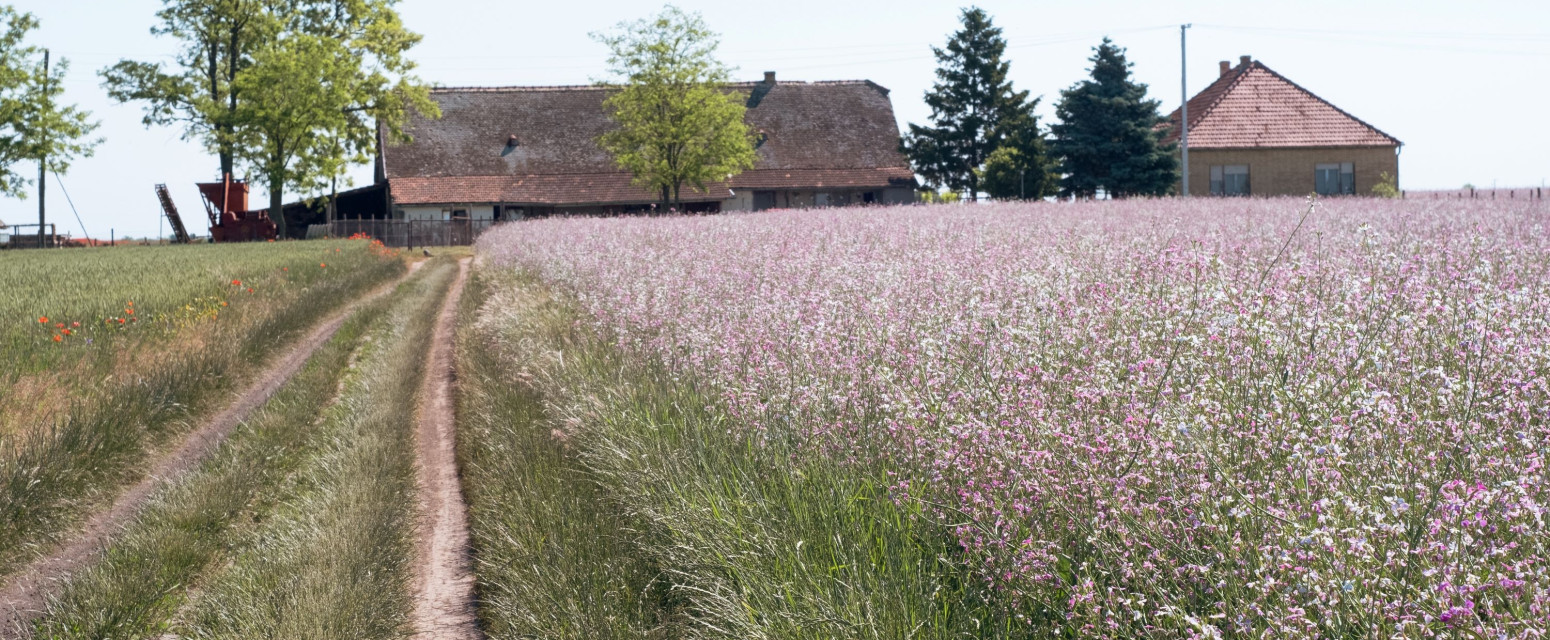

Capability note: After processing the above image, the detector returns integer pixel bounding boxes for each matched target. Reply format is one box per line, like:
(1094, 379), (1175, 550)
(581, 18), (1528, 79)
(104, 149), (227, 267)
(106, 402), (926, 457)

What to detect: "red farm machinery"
(156, 174), (277, 243)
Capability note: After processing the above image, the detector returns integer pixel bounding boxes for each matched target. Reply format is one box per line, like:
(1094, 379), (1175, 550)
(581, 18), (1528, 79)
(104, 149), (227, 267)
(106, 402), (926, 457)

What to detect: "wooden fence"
(307, 219), (499, 248)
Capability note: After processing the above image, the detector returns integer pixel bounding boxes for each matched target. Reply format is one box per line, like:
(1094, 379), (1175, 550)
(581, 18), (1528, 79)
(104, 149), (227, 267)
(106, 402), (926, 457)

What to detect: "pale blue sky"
(6, 0), (1548, 239)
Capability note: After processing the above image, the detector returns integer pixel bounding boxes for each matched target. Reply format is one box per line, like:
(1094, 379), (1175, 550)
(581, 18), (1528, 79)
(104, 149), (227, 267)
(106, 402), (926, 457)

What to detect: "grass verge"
(29, 288), (393, 639)
(464, 266), (1011, 639)
(0, 251), (404, 576)
(175, 259), (456, 638)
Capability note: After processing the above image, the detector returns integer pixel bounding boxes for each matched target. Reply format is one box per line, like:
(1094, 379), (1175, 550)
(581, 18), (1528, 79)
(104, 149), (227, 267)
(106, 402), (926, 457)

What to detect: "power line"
(54, 171), (91, 240)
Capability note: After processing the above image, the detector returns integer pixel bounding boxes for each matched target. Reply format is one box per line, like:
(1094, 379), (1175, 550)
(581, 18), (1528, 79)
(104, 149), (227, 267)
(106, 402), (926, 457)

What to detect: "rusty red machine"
(199, 174), (277, 242)
(156, 174), (278, 243)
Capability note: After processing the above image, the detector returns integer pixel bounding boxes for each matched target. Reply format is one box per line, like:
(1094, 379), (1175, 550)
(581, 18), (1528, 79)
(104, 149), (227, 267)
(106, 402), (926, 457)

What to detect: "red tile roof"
(1162, 60), (1399, 149)
(389, 174), (731, 206)
(381, 79), (914, 205)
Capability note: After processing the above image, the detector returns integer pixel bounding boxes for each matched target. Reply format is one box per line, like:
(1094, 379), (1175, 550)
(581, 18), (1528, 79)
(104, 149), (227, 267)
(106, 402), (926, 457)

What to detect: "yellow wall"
(1181, 146), (1399, 197)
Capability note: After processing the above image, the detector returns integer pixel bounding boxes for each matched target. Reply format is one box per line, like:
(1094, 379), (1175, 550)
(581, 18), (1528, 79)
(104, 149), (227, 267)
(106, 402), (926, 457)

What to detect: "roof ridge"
(1247, 61), (1402, 146)
(428, 79), (881, 94)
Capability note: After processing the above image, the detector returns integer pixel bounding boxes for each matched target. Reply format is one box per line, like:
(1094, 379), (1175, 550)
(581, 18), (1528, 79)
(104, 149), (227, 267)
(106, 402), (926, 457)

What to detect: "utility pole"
(1180, 25), (1191, 197)
(37, 49), (48, 248)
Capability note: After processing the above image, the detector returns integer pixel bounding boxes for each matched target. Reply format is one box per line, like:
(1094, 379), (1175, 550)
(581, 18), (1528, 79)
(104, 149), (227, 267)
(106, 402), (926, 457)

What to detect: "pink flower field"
(481, 197), (1550, 636)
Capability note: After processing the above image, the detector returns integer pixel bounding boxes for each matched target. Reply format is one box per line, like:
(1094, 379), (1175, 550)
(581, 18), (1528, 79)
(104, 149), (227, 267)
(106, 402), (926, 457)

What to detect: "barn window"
(1316, 163), (1355, 195)
(1210, 165), (1249, 196)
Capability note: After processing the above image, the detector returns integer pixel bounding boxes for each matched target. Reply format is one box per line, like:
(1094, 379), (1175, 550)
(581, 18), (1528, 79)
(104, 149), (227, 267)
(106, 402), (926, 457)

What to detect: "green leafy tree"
(1050, 38), (1177, 199)
(980, 111), (1055, 200)
(101, 0), (276, 179)
(235, 0), (436, 237)
(0, 6), (97, 198)
(594, 6), (755, 211)
(105, 0), (434, 238)
(1371, 171), (1399, 198)
(902, 7), (1046, 201)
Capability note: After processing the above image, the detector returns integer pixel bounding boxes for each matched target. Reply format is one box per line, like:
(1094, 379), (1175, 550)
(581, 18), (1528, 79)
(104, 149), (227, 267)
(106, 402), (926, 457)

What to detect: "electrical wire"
(53, 171), (92, 241)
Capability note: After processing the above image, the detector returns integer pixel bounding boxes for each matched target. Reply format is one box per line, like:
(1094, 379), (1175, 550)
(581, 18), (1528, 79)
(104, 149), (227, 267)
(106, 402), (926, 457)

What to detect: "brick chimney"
(763, 71), (776, 84)
(1239, 55), (1252, 67)
(1219, 60), (1231, 77)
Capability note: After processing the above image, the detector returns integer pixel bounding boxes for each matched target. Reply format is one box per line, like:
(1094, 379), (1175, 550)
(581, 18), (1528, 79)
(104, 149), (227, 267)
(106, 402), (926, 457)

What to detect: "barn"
(341, 72), (915, 222)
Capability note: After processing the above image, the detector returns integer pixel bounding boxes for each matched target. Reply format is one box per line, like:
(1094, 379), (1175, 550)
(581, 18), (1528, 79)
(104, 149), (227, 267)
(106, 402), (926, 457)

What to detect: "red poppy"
(118, 318), (126, 324)
(247, 288), (254, 293)
(38, 316), (48, 324)
(62, 329), (72, 336)
(55, 323), (64, 329)
(71, 321), (80, 328)
(320, 263), (326, 268)
(231, 279), (242, 286)
(126, 308), (135, 315)
(52, 334), (62, 342)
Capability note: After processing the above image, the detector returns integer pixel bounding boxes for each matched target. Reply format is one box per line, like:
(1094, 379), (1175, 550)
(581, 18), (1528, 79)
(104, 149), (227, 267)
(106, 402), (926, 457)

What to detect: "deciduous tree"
(0, 6), (97, 198)
(235, 0), (435, 237)
(104, 0), (434, 237)
(101, 0), (274, 180)
(594, 6), (755, 211)
(1050, 38), (1177, 199)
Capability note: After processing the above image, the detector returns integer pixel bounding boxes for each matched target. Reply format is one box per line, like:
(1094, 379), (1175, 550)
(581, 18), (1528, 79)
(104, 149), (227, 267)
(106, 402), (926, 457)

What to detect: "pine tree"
(1050, 38), (1177, 199)
(902, 7), (1046, 201)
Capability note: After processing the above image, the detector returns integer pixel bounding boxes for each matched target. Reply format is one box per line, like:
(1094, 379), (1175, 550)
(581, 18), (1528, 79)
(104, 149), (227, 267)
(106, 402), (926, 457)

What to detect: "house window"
(815, 192), (831, 207)
(1210, 165), (1250, 196)
(1315, 163), (1355, 195)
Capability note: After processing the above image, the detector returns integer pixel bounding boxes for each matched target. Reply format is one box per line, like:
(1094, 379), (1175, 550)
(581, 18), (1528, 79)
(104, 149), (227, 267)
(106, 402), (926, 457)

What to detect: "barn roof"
(382, 78), (914, 206)
(1161, 57), (1400, 149)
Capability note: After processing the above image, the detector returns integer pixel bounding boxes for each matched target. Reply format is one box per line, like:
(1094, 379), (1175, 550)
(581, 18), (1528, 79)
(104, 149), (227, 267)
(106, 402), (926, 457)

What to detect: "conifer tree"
(1050, 38), (1177, 199)
(902, 7), (1047, 201)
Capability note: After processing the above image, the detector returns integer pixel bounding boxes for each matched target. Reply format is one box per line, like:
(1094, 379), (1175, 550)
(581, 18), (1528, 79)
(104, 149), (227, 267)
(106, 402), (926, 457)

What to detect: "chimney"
(1219, 60), (1231, 77)
(763, 71), (776, 84)
(1239, 55), (1252, 68)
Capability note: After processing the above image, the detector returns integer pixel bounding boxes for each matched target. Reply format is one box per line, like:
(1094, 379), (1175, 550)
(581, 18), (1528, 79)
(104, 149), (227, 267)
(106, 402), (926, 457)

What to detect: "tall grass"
(178, 260), (457, 638)
(0, 242), (403, 576)
(465, 267), (1008, 639)
(456, 273), (674, 639)
(30, 290), (390, 639)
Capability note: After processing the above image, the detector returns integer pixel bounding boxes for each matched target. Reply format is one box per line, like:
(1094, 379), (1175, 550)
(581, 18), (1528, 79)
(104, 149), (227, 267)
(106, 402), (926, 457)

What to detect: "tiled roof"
(381, 79), (914, 205)
(1162, 59), (1400, 149)
(389, 174), (731, 206)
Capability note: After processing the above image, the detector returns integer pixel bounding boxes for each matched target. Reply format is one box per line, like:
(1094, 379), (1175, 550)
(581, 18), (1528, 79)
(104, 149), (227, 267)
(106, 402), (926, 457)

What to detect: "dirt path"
(409, 258), (482, 639)
(0, 262), (422, 639)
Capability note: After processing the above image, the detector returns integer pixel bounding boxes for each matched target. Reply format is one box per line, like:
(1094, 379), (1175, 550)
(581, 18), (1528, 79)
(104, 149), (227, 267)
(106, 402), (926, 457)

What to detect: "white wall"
(396, 205), (498, 221)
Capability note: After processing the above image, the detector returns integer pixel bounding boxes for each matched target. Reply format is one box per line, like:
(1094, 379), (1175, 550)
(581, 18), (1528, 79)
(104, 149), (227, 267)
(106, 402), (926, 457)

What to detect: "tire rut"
(0, 262), (423, 639)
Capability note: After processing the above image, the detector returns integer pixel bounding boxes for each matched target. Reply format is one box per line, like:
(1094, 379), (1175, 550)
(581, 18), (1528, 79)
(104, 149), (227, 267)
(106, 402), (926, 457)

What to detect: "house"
(1163, 56), (1401, 197)
(362, 72), (916, 221)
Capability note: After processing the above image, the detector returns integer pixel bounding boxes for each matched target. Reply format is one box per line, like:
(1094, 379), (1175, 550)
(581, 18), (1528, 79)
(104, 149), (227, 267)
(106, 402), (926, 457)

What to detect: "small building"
(364, 72), (916, 221)
(1163, 56), (1401, 197)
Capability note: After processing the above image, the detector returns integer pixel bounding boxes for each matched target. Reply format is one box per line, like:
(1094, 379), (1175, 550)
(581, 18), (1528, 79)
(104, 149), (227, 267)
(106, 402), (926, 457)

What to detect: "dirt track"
(409, 258), (482, 639)
(0, 263), (421, 639)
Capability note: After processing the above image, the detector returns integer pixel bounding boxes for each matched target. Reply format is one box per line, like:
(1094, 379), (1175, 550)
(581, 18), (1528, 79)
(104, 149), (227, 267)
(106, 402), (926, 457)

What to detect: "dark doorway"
(753, 191), (777, 211)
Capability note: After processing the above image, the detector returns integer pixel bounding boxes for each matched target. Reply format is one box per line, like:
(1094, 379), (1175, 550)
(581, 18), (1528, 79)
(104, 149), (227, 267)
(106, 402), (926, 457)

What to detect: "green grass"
(456, 272), (676, 639)
(30, 286), (391, 639)
(175, 259), (457, 638)
(464, 267), (1012, 639)
(0, 241), (404, 577)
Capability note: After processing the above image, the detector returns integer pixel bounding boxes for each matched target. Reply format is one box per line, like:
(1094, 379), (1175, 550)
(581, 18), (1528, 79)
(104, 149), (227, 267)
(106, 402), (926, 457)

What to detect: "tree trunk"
(672, 183), (681, 212)
(660, 185), (670, 213)
(270, 183), (286, 239)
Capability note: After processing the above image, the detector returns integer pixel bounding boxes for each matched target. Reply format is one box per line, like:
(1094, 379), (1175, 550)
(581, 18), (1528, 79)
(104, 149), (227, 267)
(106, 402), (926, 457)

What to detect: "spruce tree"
(902, 7), (1047, 201)
(1050, 38), (1177, 199)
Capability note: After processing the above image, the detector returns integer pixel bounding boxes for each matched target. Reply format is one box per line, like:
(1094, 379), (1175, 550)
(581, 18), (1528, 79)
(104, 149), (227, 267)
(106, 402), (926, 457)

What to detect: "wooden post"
(37, 50), (47, 250)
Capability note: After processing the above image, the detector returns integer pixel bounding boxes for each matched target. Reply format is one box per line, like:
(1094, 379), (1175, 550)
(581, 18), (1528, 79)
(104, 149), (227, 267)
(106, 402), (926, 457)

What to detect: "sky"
(4, 0), (1548, 239)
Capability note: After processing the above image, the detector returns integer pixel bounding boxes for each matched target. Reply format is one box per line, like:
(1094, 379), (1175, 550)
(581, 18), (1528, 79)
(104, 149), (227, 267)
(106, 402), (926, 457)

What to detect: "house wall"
(396, 205), (497, 221)
(726, 187), (915, 211)
(1183, 146), (1399, 197)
